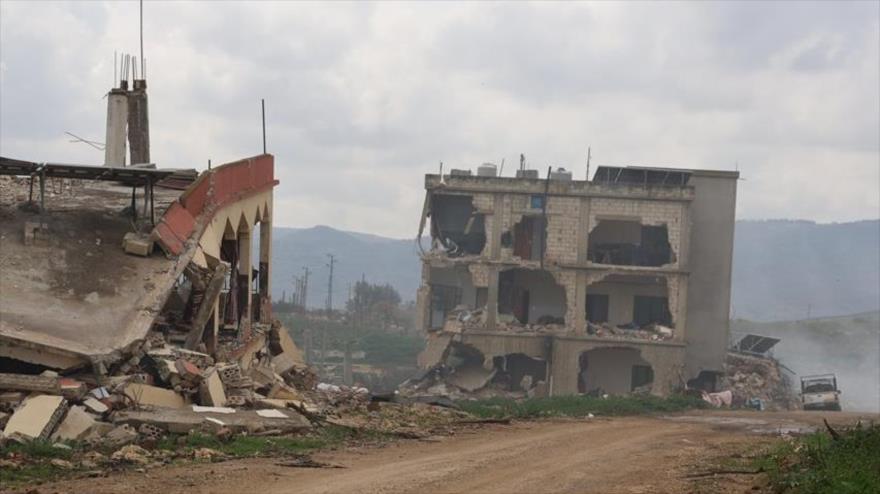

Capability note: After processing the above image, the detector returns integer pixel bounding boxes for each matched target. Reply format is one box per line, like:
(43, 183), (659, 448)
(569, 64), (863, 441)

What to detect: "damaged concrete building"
(413, 164), (738, 398)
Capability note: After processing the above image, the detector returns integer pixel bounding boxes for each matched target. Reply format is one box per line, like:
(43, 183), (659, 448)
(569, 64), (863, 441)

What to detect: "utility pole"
(301, 267), (310, 310)
(325, 254), (336, 314)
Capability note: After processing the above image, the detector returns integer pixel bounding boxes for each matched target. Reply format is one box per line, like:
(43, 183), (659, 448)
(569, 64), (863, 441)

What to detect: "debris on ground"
(720, 352), (799, 410)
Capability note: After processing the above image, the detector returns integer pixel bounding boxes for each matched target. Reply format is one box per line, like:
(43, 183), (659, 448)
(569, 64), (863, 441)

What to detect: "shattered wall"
(550, 337), (686, 396)
(587, 197), (686, 268)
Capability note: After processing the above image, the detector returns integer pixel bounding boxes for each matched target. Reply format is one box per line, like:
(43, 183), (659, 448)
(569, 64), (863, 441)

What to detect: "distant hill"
(732, 220), (879, 321)
(270, 220), (880, 321)
(270, 226), (422, 309)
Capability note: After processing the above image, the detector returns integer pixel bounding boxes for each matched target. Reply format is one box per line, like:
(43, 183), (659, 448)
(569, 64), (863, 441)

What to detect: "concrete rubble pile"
(586, 321), (674, 341)
(719, 352), (798, 411)
(0, 321), (476, 470)
(0, 321), (318, 448)
(439, 306), (673, 341)
(399, 335), (549, 401)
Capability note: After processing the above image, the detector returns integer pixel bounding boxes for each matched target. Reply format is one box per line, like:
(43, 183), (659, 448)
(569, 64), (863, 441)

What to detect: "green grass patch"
(755, 422), (880, 494)
(0, 462), (70, 485)
(0, 440), (78, 485)
(156, 425), (389, 458)
(457, 393), (708, 419)
(0, 440), (75, 460)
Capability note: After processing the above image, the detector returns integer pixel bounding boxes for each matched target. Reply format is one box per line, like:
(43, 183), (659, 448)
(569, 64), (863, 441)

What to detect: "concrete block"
(124, 383), (187, 409)
(83, 397), (109, 414)
(2, 395), (67, 440)
(272, 328), (305, 364)
(199, 368), (227, 407)
(271, 352), (297, 375)
(51, 406), (96, 441)
(122, 232), (154, 257)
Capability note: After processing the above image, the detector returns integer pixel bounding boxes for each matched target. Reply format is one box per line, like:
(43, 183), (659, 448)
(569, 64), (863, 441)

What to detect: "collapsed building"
(0, 58), (320, 441)
(410, 164), (739, 398)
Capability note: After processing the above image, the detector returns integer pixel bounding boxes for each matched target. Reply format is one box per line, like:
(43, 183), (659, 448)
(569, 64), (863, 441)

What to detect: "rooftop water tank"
(550, 167), (573, 181)
(477, 163), (498, 177)
(516, 169), (539, 179)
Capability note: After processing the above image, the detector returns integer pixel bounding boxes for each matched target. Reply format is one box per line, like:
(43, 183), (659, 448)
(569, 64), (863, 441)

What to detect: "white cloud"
(1, 0), (877, 237)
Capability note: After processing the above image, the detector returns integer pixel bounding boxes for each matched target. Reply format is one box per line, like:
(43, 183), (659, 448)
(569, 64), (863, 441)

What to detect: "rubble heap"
(0, 321), (317, 447)
(721, 352), (799, 411)
(401, 337), (549, 401)
(440, 306), (674, 342)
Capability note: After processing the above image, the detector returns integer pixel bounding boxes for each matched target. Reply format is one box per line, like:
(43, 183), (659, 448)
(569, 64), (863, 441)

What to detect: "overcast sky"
(1, 1), (878, 238)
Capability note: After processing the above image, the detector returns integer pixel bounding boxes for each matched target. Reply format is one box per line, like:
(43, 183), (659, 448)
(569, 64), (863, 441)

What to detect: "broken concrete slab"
(114, 406), (311, 434)
(124, 383), (187, 409)
(417, 333), (453, 369)
(255, 409), (288, 419)
(446, 364), (497, 392)
(199, 367), (227, 407)
(2, 394), (67, 440)
(83, 397), (110, 414)
(270, 326), (305, 365)
(51, 405), (96, 441)
(192, 405), (235, 414)
(0, 373), (86, 399)
(122, 232), (154, 257)
(271, 352), (297, 375)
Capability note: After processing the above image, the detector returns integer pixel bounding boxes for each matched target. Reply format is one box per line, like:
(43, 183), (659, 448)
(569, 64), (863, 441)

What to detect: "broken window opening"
(429, 284), (461, 330)
(444, 343), (495, 392)
(498, 269), (566, 326)
(586, 294), (609, 323)
(585, 275), (674, 339)
(687, 371), (721, 393)
(633, 295), (672, 327)
(429, 194), (486, 257)
(427, 266), (478, 330)
(578, 347), (654, 395)
(587, 220), (674, 267)
(509, 216), (547, 261)
(490, 353), (548, 392)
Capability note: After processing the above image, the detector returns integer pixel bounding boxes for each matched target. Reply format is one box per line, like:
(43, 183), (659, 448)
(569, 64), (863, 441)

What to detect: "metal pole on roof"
(139, 0), (144, 78)
(261, 99), (267, 154)
(586, 146), (591, 180)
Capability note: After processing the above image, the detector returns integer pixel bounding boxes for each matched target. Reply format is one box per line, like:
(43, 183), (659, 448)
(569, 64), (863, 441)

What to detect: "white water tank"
(550, 167), (573, 181)
(477, 163), (498, 177)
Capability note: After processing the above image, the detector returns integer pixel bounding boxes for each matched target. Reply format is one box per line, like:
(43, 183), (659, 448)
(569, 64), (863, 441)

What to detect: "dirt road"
(33, 410), (876, 494)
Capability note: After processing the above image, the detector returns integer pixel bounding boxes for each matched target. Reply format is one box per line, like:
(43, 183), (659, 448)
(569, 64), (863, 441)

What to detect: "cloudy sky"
(1, 1), (877, 238)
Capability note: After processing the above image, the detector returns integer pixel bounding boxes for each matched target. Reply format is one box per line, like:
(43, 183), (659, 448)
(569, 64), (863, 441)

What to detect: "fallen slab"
(113, 406), (311, 434)
(123, 383), (187, 409)
(2, 394), (67, 440)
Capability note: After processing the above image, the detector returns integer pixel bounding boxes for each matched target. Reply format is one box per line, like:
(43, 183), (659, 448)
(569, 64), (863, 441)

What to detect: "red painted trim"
(153, 154), (276, 256)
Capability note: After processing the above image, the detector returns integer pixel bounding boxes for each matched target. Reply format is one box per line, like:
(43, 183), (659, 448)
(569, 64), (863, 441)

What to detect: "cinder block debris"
(124, 383), (187, 409)
(2, 394), (67, 440)
(51, 405), (96, 441)
(122, 231), (154, 257)
(199, 367), (227, 407)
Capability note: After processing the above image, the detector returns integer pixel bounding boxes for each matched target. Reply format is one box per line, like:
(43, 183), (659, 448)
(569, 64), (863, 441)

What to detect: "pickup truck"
(800, 374), (842, 411)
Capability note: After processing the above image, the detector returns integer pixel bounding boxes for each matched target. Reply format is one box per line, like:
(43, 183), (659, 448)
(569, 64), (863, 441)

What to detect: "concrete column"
(674, 275), (689, 343)
(416, 263), (432, 332)
(104, 90), (128, 166)
(258, 214), (272, 321)
(490, 194), (503, 260)
(127, 80), (150, 165)
(238, 228), (253, 335)
(576, 197), (590, 263)
(485, 266), (499, 330)
(573, 272), (587, 334)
